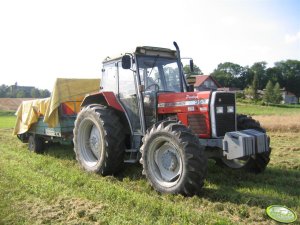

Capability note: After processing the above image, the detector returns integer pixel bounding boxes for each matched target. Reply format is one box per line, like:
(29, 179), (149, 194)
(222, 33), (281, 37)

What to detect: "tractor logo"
(186, 95), (197, 100)
(218, 98), (222, 102)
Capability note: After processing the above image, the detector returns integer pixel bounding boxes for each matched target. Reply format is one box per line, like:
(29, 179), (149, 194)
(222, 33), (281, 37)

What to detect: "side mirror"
(122, 55), (131, 69)
(190, 59), (194, 73)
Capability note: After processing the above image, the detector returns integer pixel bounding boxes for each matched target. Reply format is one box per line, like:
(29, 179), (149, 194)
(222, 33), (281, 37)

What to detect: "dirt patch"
(0, 98), (34, 111)
(18, 197), (107, 224)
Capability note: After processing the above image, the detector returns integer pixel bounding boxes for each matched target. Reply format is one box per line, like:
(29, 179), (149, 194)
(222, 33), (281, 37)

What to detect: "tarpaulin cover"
(13, 78), (100, 135)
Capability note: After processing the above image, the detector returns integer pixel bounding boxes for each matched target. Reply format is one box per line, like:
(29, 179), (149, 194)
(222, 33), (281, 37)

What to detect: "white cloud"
(285, 31), (300, 43)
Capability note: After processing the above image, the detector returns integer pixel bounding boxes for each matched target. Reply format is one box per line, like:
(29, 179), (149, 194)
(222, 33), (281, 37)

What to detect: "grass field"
(0, 107), (299, 224)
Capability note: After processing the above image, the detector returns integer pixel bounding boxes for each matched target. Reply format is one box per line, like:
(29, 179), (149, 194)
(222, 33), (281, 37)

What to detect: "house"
(281, 89), (298, 104)
(9, 82), (34, 96)
(193, 75), (221, 91)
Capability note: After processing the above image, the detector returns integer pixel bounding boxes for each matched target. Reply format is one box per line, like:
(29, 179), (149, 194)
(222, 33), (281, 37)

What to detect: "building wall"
(282, 91), (298, 104)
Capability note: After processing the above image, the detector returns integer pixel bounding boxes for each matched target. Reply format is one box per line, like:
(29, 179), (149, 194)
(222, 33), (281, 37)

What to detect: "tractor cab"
(101, 45), (191, 135)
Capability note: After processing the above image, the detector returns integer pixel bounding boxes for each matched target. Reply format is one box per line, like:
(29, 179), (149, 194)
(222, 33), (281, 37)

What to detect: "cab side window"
(102, 63), (117, 92)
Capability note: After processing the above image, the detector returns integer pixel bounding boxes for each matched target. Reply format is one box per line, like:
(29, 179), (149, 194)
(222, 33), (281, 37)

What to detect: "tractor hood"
(157, 91), (211, 114)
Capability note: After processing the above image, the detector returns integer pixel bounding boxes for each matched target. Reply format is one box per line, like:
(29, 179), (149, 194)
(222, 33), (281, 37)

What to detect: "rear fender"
(81, 92), (131, 138)
(81, 92), (124, 112)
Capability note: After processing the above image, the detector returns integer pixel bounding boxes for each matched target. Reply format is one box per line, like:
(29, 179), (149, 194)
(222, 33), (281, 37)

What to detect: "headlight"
(216, 106), (223, 114)
(227, 106), (234, 113)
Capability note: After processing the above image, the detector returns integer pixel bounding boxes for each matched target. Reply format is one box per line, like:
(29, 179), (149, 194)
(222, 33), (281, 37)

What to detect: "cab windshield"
(137, 56), (182, 92)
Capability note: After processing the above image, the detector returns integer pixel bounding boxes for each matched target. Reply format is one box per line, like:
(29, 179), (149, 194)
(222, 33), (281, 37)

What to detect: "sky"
(0, 0), (299, 90)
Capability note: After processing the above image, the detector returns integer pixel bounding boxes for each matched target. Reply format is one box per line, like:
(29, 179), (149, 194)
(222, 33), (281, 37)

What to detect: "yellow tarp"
(13, 78), (100, 135)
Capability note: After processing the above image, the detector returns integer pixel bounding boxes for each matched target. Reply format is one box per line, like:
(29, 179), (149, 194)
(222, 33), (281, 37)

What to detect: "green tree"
(274, 60), (300, 100)
(251, 73), (259, 101)
(16, 90), (26, 98)
(183, 64), (203, 76)
(30, 88), (40, 98)
(263, 80), (274, 104)
(0, 85), (8, 97)
(273, 82), (282, 104)
(250, 62), (268, 90)
(39, 89), (51, 98)
(211, 62), (245, 88)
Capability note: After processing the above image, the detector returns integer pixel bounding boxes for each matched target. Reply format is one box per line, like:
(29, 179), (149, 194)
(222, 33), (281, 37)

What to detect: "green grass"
(0, 110), (16, 128)
(237, 103), (300, 116)
(0, 111), (300, 224)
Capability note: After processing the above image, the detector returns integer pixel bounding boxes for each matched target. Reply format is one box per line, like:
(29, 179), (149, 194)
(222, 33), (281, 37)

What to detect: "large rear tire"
(219, 114), (271, 173)
(140, 121), (207, 196)
(73, 105), (125, 175)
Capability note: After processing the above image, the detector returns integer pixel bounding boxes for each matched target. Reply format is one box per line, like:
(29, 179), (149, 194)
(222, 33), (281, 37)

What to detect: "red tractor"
(73, 42), (271, 196)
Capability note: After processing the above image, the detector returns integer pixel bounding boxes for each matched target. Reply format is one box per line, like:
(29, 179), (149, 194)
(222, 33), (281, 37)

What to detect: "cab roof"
(103, 46), (177, 63)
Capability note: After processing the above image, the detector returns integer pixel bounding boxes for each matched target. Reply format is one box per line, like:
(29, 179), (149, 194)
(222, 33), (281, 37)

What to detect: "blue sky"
(0, 0), (299, 90)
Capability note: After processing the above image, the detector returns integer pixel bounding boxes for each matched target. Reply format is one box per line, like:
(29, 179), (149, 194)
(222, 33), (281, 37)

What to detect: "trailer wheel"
(28, 135), (44, 153)
(218, 114), (271, 173)
(140, 121), (207, 196)
(73, 105), (125, 175)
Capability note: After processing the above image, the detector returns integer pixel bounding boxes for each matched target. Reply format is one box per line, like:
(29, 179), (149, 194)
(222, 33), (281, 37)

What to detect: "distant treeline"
(0, 84), (51, 98)
(185, 59), (300, 99)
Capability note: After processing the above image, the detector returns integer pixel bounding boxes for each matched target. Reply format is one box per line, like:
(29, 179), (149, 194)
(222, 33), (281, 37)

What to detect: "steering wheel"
(145, 83), (159, 92)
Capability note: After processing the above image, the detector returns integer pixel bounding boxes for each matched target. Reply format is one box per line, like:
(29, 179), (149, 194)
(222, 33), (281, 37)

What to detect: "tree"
(39, 89), (51, 98)
(263, 80), (274, 104)
(16, 90), (26, 98)
(30, 88), (40, 98)
(263, 81), (282, 104)
(251, 73), (259, 101)
(274, 60), (300, 99)
(0, 85), (8, 97)
(250, 62), (268, 90)
(211, 62), (245, 88)
(273, 82), (282, 104)
(183, 64), (203, 76)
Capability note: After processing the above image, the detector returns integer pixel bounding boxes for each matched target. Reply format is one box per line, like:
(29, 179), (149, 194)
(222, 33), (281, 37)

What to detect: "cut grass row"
(1, 131), (300, 224)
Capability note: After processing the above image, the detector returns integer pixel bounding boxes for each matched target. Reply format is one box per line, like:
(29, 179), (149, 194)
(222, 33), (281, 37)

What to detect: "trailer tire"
(140, 121), (207, 196)
(28, 135), (44, 153)
(217, 114), (271, 173)
(73, 105), (125, 175)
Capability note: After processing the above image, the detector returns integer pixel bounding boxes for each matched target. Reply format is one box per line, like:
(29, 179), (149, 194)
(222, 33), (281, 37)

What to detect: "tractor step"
(124, 148), (140, 163)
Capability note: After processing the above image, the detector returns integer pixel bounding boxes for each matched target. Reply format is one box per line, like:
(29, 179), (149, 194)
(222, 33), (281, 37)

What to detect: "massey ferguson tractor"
(73, 42), (271, 196)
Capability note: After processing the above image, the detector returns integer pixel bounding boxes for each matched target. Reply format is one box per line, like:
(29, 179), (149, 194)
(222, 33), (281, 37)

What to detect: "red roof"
(194, 75), (221, 87)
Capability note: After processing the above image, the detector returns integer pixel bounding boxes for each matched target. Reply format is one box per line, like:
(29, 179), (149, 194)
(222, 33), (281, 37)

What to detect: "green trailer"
(17, 101), (81, 153)
(14, 78), (101, 153)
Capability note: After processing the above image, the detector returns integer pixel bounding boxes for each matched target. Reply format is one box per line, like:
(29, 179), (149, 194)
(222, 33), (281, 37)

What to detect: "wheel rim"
(77, 118), (102, 168)
(221, 157), (251, 169)
(148, 136), (183, 188)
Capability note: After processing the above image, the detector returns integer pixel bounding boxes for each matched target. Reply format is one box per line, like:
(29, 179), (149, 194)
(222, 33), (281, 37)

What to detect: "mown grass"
(0, 110), (300, 224)
(237, 103), (300, 116)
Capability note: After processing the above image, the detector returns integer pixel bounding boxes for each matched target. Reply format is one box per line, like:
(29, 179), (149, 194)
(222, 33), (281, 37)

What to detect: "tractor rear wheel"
(73, 105), (125, 175)
(218, 114), (271, 173)
(28, 135), (44, 153)
(140, 121), (207, 196)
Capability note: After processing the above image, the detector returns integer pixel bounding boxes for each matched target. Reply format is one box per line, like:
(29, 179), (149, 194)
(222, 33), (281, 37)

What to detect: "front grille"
(214, 92), (236, 137)
(188, 114), (208, 135)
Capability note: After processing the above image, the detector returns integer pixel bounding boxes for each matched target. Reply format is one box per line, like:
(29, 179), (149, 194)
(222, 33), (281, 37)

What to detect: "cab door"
(117, 62), (142, 134)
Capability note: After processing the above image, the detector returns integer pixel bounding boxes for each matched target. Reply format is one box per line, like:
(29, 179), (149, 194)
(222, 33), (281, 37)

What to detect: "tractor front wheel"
(140, 121), (207, 196)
